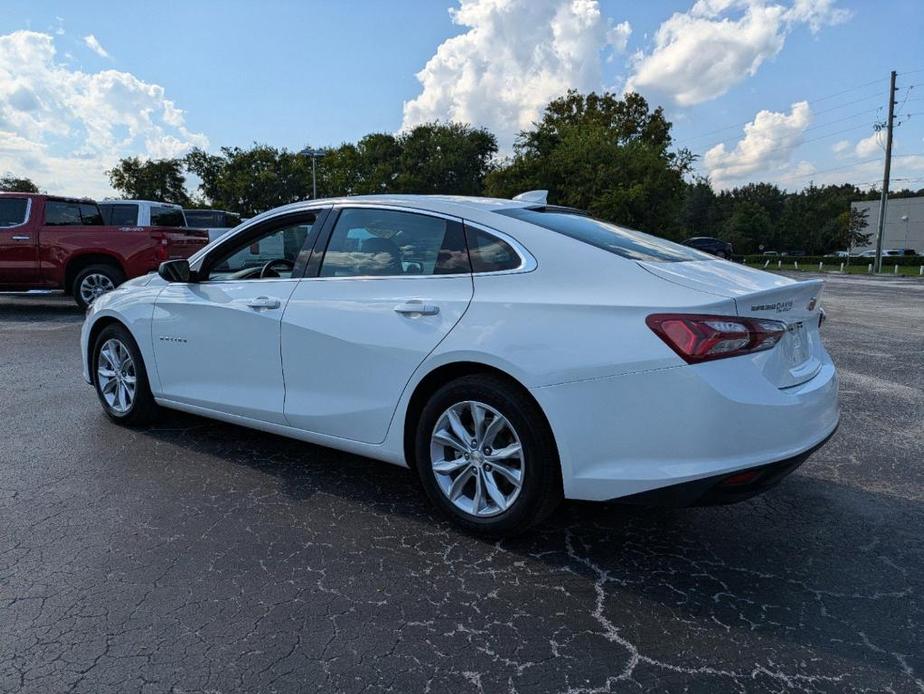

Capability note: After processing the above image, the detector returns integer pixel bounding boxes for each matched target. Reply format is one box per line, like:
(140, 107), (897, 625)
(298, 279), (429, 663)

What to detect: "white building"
(851, 195), (924, 253)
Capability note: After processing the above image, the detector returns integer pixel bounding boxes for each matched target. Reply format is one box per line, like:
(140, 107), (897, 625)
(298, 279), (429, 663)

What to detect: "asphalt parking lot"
(1, 274), (922, 693)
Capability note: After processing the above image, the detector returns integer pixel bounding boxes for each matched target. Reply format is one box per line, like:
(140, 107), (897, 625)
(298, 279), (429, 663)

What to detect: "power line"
(682, 76), (888, 143)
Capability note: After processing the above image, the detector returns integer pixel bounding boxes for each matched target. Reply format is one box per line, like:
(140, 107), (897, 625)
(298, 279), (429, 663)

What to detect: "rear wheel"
(92, 323), (159, 426)
(414, 375), (562, 536)
(74, 264), (124, 310)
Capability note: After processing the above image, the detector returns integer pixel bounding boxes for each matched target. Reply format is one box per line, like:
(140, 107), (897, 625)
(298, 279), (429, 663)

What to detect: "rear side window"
(465, 226), (521, 273)
(319, 208), (468, 278)
(496, 207), (705, 263)
(151, 206), (185, 227)
(100, 203), (138, 225)
(79, 203), (103, 225)
(0, 197), (28, 227)
(44, 201), (83, 226)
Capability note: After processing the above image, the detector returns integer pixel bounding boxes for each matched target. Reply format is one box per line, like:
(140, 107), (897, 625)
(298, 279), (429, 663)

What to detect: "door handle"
(247, 296), (281, 310)
(11, 235), (30, 241)
(394, 300), (439, 316)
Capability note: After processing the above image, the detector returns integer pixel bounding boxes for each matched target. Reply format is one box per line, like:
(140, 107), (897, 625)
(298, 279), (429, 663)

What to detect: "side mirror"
(158, 259), (191, 282)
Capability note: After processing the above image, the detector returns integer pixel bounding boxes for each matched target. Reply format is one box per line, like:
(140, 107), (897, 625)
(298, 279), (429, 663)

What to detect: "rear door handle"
(394, 300), (439, 316)
(11, 235), (30, 241)
(247, 296), (281, 310)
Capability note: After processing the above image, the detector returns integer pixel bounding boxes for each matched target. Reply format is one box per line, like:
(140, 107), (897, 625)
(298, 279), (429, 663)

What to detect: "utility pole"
(873, 70), (897, 273)
(298, 147), (326, 199)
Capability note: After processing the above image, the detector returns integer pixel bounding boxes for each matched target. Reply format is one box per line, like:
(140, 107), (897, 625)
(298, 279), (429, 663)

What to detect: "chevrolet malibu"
(81, 193), (839, 535)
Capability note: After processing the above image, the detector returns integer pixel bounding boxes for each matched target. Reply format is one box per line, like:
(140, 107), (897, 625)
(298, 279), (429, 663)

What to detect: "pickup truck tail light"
(646, 313), (786, 363)
(154, 236), (169, 262)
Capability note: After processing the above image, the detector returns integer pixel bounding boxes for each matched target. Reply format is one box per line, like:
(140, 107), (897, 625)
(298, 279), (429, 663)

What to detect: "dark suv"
(682, 236), (734, 259)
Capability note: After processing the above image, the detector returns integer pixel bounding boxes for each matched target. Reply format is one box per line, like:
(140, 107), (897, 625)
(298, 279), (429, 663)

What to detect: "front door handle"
(247, 296), (281, 310)
(11, 235), (30, 241)
(394, 300), (439, 316)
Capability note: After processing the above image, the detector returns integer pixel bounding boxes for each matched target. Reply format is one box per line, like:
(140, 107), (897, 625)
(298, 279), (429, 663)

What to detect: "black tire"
(414, 374), (562, 536)
(73, 263), (125, 310)
(92, 323), (160, 426)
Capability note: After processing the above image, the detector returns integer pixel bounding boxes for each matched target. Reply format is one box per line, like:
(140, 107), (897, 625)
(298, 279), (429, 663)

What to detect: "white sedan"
(81, 193), (839, 535)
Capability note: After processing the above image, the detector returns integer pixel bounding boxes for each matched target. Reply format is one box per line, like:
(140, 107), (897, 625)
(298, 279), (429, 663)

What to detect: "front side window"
(496, 207), (708, 263)
(319, 208), (468, 278)
(208, 217), (318, 281)
(151, 206), (186, 227)
(44, 201), (82, 226)
(101, 204), (139, 226)
(0, 197), (28, 227)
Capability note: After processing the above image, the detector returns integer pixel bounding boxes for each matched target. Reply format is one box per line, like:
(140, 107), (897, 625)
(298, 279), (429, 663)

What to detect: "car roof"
(99, 199), (183, 207)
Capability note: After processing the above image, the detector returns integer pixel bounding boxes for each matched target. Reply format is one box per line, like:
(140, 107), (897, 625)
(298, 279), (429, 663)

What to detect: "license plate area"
(784, 321), (809, 367)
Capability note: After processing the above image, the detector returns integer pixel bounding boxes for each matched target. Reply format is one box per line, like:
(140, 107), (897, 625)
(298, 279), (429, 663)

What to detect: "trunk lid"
(639, 259), (824, 388)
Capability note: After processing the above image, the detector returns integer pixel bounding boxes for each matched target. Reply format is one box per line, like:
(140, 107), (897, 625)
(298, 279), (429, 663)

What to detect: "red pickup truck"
(0, 193), (208, 308)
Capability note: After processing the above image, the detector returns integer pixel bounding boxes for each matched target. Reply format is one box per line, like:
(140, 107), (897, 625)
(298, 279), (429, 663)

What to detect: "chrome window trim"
(0, 197), (33, 230)
(463, 220), (537, 276)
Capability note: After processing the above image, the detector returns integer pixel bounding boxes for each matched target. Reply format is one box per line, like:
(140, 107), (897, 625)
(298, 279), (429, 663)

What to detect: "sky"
(1, 0), (923, 199)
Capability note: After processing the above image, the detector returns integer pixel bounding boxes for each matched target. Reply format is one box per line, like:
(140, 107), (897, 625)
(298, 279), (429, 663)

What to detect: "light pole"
(901, 214), (909, 252)
(298, 147), (326, 199)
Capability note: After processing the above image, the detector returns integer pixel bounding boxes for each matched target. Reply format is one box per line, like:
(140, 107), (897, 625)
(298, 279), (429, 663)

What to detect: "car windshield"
(0, 197), (28, 227)
(496, 207), (708, 262)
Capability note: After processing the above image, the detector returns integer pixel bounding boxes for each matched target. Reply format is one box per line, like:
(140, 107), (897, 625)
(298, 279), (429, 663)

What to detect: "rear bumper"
(532, 349), (839, 502)
(617, 424), (837, 506)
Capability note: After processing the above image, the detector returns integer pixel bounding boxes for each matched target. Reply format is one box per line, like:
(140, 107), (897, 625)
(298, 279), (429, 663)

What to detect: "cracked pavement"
(1, 274), (922, 693)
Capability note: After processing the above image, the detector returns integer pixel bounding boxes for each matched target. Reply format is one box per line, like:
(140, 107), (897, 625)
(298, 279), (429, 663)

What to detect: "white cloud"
(832, 139), (850, 154)
(401, 0), (631, 150)
(0, 30), (208, 198)
(704, 100), (812, 188)
(626, 0), (851, 106)
(82, 34), (109, 59)
(854, 131), (883, 157)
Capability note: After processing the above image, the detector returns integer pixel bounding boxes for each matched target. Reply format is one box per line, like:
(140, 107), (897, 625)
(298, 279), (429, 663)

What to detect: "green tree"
(395, 123), (497, 195)
(107, 157), (190, 205)
(721, 201), (773, 254)
(0, 175), (39, 193)
(486, 91), (691, 236)
(185, 145), (312, 216)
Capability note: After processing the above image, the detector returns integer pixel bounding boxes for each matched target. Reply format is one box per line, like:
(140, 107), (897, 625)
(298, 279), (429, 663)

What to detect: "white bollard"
(895, 264), (899, 275)
(763, 259), (770, 269)
(778, 260), (782, 269)
(794, 261), (799, 270)
(818, 261), (823, 271)
(920, 265), (923, 275)
(840, 262), (845, 272)
(868, 263), (873, 273)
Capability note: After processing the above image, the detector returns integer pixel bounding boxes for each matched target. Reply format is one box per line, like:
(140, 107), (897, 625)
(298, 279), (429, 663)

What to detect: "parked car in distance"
(681, 236), (734, 258)
(81, 193), (838, 535)
(855, 249), (905, 258)
(762, 251), (780, 256)
(0, 193), (208, 309)
(183, 209), (243, 242)
(98, 199), (190, 229)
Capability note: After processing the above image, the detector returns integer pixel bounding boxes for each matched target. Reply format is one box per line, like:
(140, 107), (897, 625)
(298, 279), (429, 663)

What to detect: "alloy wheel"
(80, 273), (115, 305)
(97, 338), (136, 415)
(429, 400), (525, 517)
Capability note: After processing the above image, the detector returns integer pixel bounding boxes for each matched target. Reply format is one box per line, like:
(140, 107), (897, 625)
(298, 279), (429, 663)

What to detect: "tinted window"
(0, 197), (28, 227)
(79, 203), (103, 225)
(100, 203), (138, 225)
(151, 206), (185, 227)
(44, 201), (82, 226)
(466, 226), (520, 273)
(320, 208), (467, 278)
(210, 218), (317, 279)
(184, 210), (220, 227)
(497, 207), (706, 262)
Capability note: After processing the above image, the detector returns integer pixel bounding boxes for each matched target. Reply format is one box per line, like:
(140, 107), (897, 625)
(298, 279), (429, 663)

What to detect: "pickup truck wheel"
(93, 323), (159, 426)
(74, 264), (124, 310)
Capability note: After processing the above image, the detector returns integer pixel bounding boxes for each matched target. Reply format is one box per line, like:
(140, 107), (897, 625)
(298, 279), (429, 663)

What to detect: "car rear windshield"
(0, 197), (28, 227)
(496, 207), (706, 262)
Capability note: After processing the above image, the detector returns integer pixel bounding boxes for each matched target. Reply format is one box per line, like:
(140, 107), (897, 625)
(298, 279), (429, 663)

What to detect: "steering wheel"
(259, 258), (295, 279)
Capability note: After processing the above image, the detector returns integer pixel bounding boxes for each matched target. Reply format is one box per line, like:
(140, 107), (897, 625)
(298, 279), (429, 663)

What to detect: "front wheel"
(92, 323), (160, 426)
(73, 264), (125, 310)
(414, 375), (562, 536)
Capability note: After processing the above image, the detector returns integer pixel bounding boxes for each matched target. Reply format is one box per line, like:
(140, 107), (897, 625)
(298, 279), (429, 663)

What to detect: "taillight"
(646, 313), (786, 364)
(154, 237), (169, 262)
